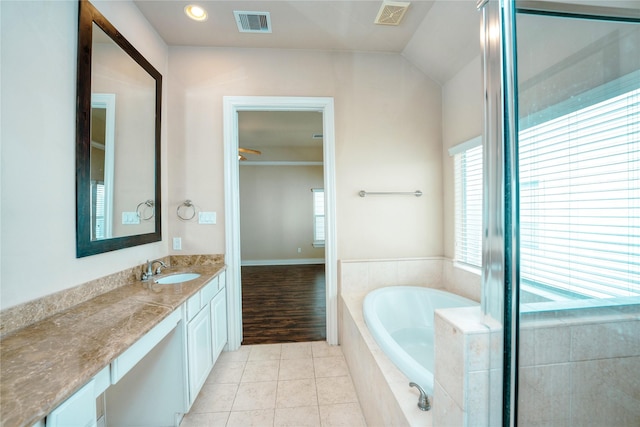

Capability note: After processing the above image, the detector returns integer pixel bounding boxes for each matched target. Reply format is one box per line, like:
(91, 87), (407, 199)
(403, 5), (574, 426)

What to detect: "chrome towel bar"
(358, 190), (422, 197)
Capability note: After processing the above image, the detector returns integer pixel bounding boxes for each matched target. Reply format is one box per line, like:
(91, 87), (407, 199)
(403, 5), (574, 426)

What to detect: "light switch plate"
(198, 212), (216, 224)
(122, 212), (140, 225)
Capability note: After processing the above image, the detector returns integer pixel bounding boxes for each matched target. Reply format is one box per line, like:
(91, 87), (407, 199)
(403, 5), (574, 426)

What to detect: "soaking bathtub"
(363, 286), (478, 394)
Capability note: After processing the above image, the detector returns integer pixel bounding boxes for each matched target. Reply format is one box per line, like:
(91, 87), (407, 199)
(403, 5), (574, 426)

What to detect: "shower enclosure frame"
(478, 1), (640, 426)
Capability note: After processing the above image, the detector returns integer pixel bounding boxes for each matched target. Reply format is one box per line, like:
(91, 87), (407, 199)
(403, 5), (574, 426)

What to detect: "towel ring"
(177, 200), (196, 221)
(136, 200), (155, 221)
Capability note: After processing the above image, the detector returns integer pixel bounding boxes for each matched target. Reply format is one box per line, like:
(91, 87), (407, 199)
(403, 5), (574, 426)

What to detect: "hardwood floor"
(241, 264), (326, 345)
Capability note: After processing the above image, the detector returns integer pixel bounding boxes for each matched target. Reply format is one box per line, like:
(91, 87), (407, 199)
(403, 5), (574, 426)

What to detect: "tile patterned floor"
(180, 342), (367, 427)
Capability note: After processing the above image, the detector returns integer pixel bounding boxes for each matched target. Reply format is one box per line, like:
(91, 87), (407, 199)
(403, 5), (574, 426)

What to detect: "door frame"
(223, 96), (338, 350)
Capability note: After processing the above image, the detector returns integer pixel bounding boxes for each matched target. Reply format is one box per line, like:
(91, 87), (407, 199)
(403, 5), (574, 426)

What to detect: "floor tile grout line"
(227, 359), (245, 415)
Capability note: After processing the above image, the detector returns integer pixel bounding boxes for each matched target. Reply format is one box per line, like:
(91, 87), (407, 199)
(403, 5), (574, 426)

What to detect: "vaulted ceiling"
(134, 0), (482, 85)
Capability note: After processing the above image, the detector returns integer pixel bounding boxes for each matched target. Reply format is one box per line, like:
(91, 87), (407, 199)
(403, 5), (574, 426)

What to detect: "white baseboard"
(241, 258), (325, 266)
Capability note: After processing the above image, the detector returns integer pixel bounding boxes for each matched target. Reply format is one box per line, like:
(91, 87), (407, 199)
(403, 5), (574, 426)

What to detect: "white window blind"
(91, 181), (105, 240)
(312, 188), (325, 245)
(453, 140), (483, 269)
(519, 84), (640, 298)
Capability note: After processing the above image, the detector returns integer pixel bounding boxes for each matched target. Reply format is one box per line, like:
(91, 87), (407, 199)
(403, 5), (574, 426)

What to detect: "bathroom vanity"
(0, 264), (226, 427)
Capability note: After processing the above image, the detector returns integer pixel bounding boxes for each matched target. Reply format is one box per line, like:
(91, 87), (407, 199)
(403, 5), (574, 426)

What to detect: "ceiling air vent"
(374, 1), (410, 26)
(234, 11), (272, 33)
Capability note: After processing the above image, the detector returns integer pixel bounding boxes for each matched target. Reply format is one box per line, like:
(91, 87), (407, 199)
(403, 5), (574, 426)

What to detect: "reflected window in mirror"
(90, 94), (115, 240)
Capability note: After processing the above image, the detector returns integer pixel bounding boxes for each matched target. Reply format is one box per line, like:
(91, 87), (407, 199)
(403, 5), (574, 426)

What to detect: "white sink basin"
(154, 273), (201, 284)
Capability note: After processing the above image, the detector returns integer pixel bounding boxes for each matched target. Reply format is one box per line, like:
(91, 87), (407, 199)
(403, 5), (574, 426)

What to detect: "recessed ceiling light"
(184, 4), (208, 22)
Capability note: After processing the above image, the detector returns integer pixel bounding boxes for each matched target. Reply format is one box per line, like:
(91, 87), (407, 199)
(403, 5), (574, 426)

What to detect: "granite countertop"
(0, 263), (225, 427)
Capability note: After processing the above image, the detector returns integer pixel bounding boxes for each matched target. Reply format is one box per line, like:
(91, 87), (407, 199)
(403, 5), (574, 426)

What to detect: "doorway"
(237, 110), (326, 344)
(223, 96), (338, 351)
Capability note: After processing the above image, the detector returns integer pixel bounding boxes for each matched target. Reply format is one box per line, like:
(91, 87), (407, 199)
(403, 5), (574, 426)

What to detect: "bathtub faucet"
(409, 382), (431, 411)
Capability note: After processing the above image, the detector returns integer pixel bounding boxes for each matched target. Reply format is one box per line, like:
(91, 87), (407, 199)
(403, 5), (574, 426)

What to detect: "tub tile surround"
(0, 255), (224, 426)
(341, 293), (429, 426)
(339, 257), (639, 427)
(338, 257), (484, 427)
(0, 254), (224, 337)
(432, 306), (501, 426)
(339, 258), (447, 296)
(339, 257), (481, 301)
(441, 260), (482, 303)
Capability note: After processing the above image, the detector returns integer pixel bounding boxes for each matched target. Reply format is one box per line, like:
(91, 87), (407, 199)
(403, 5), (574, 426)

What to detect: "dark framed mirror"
(76, 0), (162, 257)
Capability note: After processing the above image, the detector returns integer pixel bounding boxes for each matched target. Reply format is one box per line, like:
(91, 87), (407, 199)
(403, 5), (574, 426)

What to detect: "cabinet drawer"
(93, 365), (110, 397)
(111, 309), (181, 384)
(201, 277), (218, 305)
(186, 292), (201, 321)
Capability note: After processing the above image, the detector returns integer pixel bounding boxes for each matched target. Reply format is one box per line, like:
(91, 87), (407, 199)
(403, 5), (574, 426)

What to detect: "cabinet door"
(187, 306), (213, 403)
(210, 288), (227, 360)
(46, 379), (96, 427)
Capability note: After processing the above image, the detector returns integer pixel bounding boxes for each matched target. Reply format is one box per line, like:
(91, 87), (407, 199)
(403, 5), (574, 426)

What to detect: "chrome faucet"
(142, 259), (167, 280)
(409, 382), (431, 411)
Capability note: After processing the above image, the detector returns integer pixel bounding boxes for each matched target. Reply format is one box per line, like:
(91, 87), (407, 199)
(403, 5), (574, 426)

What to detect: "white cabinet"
(39, 270), (227, 426)
(211, 287), (227, 359)
(185, 270), (227, 408)
(46, 366), (110, 427)
(46, 379), (96, 427)
(186, 303), (213, 401)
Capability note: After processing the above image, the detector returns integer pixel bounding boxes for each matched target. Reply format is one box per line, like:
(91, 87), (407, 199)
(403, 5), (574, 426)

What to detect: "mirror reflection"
(76, 0), (162, 257)
(90, 23), (156, 240)
(90, 94), (114, 239)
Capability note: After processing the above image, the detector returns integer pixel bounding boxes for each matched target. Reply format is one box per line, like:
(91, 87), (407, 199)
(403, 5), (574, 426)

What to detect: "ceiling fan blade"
(239, 154), (247, 161)
(238, 147), (262, 155)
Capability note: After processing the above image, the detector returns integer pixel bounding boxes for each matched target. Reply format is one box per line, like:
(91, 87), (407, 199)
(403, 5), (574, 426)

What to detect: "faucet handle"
(409, 382), (430, 411)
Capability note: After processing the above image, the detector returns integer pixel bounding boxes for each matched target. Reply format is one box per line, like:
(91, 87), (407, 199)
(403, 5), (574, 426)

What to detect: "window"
(312, 188), (325, 247)
(91, 181), (105, 240)
(450, 77), (639, 300)
(451, 136), (483, 269)
(519, 81), (640, 299)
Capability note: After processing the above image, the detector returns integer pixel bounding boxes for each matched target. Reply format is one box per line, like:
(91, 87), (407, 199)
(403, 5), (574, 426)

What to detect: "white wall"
(442, 55), (483, 259)
(0, 1), (169, 310)
(167, 48), (443, 261)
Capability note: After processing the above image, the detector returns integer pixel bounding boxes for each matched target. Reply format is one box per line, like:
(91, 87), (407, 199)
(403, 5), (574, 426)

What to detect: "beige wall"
(441, 55), (483, 259)
(240, 165), (325, 262)
(1, 1), (447, 310)
(167, 47), (443, 261)
(0, 1), (169, 310)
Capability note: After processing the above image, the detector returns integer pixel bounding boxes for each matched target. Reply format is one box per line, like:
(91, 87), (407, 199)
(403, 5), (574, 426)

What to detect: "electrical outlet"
(297, 247), (302, 253)
(173, 237), (182, 250)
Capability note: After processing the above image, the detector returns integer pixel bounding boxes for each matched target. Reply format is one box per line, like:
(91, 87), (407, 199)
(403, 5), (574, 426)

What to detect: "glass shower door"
(514, 4), (639, 426)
